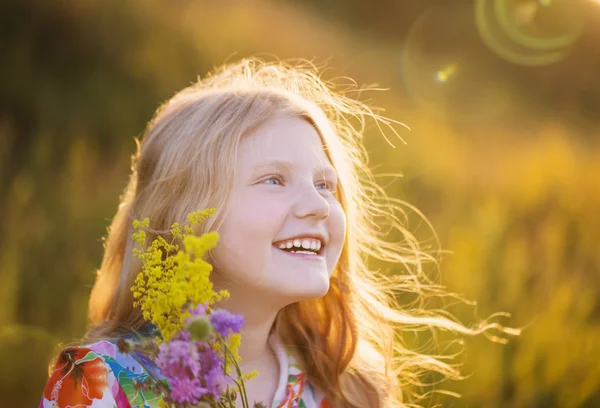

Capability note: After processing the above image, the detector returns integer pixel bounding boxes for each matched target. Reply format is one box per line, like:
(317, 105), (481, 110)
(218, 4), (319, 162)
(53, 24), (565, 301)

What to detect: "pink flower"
(170, 376), (207, 404)
(156, 339), (201, 378)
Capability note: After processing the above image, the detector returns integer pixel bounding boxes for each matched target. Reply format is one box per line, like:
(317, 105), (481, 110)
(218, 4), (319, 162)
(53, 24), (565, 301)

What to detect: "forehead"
(238, 115), (333, 170)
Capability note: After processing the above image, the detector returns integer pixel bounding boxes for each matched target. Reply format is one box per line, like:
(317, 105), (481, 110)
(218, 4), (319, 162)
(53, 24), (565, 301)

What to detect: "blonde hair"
(86, 58), (519, 407)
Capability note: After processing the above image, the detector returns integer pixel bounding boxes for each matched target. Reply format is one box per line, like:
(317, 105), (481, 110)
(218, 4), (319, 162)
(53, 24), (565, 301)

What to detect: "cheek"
(227, 195), (288, 240)
(330, 201), (347, 239)
(326, 203), (346, 266)
(212, 196), (287, 278)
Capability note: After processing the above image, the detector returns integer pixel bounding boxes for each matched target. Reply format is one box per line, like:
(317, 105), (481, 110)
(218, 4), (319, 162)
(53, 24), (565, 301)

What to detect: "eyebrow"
(253, 160), (338, 180)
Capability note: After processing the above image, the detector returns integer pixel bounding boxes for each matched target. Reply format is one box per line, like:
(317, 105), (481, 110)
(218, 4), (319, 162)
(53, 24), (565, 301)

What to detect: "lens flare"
(475, 0), (584, 66)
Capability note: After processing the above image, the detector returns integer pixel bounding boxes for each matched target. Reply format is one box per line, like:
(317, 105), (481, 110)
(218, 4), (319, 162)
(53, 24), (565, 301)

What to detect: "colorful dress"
(39, 331), (332, 408)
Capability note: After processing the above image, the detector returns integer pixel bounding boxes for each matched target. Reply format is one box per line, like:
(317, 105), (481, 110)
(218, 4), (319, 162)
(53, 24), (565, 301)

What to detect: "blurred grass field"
(1, 1), (599, 407)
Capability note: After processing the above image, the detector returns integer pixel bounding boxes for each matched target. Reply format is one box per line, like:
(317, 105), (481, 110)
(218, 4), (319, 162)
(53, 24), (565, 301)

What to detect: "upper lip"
(273, 233), (328, 248)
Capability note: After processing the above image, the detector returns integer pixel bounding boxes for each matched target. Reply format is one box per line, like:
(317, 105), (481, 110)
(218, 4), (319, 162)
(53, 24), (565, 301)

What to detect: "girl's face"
(212, 115), (346, 303)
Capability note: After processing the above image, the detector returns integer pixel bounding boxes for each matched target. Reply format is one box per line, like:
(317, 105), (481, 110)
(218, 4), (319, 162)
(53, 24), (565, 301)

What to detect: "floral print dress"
(39, 332), (332, 408)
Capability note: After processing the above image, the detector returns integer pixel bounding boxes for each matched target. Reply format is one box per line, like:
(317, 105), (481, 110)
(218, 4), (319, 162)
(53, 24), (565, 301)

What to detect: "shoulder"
(39, 340), (164, 408)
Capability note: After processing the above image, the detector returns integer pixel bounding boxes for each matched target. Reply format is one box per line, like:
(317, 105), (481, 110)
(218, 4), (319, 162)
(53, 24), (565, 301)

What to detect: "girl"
(39, 58), (517, 408)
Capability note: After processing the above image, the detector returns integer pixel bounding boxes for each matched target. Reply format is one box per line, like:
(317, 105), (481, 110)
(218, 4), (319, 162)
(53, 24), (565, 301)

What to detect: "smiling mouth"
(272, 244), (325, 258)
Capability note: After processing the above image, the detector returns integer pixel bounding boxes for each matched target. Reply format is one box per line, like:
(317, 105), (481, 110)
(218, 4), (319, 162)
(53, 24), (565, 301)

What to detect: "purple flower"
(188, 302), (208, 318)
(209, 309), (244, 337)
(150, 304), (243, 405)
(205, 365), (232, 399)
(197, 348), (230, 401)
(155, 339), (201, 378)
(172, 329), (192, 342)
(170, 376), (207, 404)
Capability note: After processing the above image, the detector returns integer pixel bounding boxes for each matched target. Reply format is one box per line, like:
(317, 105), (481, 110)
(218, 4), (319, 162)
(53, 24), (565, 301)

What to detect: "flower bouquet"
(119, 209), (264, 408)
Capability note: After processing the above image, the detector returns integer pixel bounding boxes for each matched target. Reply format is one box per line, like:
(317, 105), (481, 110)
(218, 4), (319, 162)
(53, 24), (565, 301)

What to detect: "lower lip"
(273, 246), (325, 261)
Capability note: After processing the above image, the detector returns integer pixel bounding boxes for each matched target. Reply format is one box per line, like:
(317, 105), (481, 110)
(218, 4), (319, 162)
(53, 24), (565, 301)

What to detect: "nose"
(292, 183), (330, 220)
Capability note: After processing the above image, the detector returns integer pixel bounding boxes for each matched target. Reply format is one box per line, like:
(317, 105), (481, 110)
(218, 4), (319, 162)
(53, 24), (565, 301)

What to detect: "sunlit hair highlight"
(86, 57), (520, 408)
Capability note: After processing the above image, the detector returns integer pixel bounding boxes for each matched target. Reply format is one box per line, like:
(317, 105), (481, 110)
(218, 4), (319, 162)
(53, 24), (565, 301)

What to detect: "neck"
(213, 286), (284, 368)
(224, 301), (283, 408)
(208, 277), (290, 408)
(237, 309), (279, 369)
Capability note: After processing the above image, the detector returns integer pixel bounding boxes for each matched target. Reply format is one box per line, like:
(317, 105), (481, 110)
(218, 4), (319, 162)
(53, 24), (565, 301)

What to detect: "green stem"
(233, 379), (249, 408)
(222, 339), (250, 408)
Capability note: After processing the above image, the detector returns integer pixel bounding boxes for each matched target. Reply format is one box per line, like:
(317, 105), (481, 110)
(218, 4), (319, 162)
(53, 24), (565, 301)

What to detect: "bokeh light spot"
(435, 63), (458, 84)
(401, 5), (510, 121)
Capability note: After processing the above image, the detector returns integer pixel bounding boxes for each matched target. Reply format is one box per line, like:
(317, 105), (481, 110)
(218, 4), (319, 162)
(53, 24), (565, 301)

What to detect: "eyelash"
(263, 175), (337, 193)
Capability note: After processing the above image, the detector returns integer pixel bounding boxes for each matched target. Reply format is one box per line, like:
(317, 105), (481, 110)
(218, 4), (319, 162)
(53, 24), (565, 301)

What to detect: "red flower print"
(43, 347), (109, 407)
(276, 373), (306, 408)
(320, 397), (333, 408)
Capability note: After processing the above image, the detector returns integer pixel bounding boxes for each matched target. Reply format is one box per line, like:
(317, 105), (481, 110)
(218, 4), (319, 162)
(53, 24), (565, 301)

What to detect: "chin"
(288, 278), (331, 301)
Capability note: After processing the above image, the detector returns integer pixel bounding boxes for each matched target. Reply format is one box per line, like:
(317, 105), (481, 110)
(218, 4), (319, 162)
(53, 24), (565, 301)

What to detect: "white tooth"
(293, 239), (302, 248)
(316, 241), (322, 250)
(286, 241), (293, 249)
(310, 241), (317, 250)
(279, 243), (286, 249)
(302, 239), (311, 249)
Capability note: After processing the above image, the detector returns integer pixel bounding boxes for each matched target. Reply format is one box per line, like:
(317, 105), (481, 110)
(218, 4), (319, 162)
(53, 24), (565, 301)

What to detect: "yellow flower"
(157, 399), (172, 408)
(130, 209), (228, 342)
(243, 370), (258, 381)
(228, 333), (242, 363)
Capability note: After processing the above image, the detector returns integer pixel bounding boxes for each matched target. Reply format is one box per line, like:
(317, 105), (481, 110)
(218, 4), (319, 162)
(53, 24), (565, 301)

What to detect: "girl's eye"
(316, 180), (337, 193)
(262, 175), (337, 193)
(263, 175), (284, 185)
